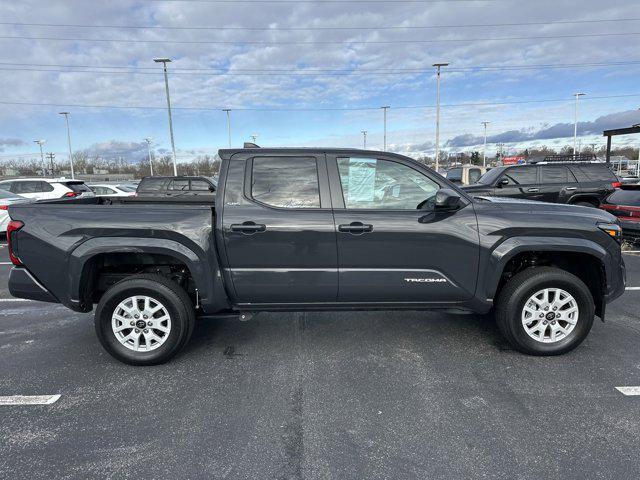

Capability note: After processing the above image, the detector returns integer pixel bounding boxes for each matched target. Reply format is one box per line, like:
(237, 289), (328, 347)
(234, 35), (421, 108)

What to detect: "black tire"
(573, 200), (597, 208)
(95, 274), (195, 365)
(495, 267), (594, 355)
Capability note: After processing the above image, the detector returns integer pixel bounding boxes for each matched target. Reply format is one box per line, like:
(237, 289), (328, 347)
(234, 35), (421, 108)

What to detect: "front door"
(221, 153), (338, 305)
(328, 155), (480, 304)
(493, 166), (542, 201)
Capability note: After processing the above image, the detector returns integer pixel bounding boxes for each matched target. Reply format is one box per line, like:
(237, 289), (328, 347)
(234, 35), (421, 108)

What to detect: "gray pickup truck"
(6, 148), (626, 364)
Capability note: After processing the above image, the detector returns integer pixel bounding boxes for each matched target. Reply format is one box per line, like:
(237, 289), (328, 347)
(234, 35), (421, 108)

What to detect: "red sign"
(501, 156), (525, 165)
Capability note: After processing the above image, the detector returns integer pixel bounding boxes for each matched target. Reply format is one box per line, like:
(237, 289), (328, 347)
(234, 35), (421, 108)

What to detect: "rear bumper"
(8, 267), (59, 303)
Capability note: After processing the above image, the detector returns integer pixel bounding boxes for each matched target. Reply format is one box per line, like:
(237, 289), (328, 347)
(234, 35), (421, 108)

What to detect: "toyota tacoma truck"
(6, 148), (626, 365)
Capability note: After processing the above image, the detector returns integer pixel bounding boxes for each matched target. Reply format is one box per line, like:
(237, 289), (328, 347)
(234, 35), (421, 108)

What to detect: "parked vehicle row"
(462, 161), (620, 207)
(89, 183), (137, 197)
(6, 147), (626, 365)
(0, 178), (95, 200)
(135, 176), (217, 198)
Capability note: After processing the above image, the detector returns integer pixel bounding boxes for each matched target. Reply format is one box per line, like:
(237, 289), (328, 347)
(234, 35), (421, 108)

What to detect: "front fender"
(483, 236), (609, 301)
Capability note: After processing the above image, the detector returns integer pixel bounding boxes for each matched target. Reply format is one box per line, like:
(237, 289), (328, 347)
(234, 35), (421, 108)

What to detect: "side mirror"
(497, 178), (509, 187)
(434, 188), (461, 210)
(208, 186), (216, 192)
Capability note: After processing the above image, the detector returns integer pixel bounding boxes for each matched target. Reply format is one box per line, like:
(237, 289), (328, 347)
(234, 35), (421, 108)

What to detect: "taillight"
(6, 220), (24, 266)
(63, 191), (79, 198)
(0, 205), (8, 210)
(611, 182), (622, 188)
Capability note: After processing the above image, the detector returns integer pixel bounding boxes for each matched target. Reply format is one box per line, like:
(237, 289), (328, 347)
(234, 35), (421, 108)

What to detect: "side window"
(91, 186), (104, 195)
(337, 157), (439, 210)
(500, 167), (537, 186)
(190, 179), (211, 191)
(540, 166), (572, 184)
(251, 157), (320, 208)
(0, 182), (13, 192)
(169, 179), (189, 191)
(14, 181), (40, 193)
(468, 168), (482, 184)
(40, 182), (54, 192)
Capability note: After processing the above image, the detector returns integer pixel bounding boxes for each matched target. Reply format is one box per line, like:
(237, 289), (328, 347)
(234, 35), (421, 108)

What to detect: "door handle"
(338, 222), (373, 234)
(527, 188), (540, 192)
(230, 221), (266, 234)
(565, 187), (577, 191)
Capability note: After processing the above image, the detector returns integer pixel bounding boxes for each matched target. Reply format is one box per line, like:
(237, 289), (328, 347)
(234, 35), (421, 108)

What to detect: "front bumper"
(8, 267), (59, 303)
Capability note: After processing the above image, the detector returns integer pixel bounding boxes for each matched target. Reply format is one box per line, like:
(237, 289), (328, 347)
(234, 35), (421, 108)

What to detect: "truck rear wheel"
(495, 267), (594, 355)
(95, 274), (195, 365)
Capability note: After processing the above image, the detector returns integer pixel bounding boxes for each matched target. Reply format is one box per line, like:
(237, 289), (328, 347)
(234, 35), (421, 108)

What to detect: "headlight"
(598, 223), (622, 243)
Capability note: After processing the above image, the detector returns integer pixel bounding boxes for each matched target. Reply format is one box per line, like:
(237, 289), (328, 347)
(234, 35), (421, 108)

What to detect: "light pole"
(433, 63), (449, 173)
(250, 133), (258, 144)
(223, 109), (231, 148)
(361, 130), (367, 149)
(58, 112), (75, 179)
(154, 58), (178, 176)
(34, 139), (46, 175)
(573, 92), (586, 157)
(481, 121), (490, 168)
(381, 106), (390, 151)
(144, 138), (154, 176)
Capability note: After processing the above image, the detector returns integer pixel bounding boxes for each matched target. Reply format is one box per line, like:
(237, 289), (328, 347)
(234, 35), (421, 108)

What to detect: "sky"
(0, 0), (639, 164)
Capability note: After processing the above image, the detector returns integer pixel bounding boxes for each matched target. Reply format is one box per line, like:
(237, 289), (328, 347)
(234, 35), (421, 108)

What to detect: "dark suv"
(462, 162), (620, 207)
(136, 176), (217, 198)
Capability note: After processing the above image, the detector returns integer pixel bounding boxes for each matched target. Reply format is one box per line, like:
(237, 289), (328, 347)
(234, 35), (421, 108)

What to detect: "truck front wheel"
(495, 267), (595, 355)
(95, 274), (195, 365)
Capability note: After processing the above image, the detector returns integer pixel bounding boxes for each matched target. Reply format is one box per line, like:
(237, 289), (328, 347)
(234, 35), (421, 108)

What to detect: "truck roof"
(217, 147), (414, 162)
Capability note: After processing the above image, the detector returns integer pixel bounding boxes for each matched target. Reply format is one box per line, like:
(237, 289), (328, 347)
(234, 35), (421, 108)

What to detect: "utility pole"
(46, 153), (55, 176)
(381, 106), (390, 151)
(144, 138), (154, 176)
(432, 62), (449, 173)
(34, 139), (46, 175)
(222, 109), (232, 148)
(250, 133), (258, 144)
(573, 92), (586, 157)
(361, 130), (367, 149)
(481, 122), (490, 168)
(154, 58), (178, 176)
(58, 112), (75, 179)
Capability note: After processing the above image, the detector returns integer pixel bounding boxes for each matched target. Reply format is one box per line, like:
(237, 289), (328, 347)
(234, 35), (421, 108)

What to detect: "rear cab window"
(137, 178), (170, 192)
(251, 156), (321, 208)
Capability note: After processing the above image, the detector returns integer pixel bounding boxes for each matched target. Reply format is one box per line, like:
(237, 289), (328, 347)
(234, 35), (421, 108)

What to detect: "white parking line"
(626, 287), (640, 291)
(624, 251), (640, 254)
(615, 387), (640, 396)
(0, 394), (61, 406)
(0, 262), (12, 265)
(0, 298), (32, 303)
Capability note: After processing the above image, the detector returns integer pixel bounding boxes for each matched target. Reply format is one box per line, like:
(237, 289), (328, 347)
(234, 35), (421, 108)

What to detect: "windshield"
(477, 168), (505, 185)
(117, 184), (137, 192)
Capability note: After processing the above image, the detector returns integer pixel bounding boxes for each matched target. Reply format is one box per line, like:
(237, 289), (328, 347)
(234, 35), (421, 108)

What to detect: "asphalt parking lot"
(1, 240), (640, 479)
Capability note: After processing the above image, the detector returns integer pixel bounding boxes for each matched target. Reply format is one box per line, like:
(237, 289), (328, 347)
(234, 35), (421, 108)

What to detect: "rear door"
(538, 165), (577, 203)
(328, 154), (479, 303)
(221, 153), (338, 304)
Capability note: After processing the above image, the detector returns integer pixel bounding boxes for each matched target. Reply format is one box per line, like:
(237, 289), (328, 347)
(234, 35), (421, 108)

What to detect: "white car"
(0, 189), (32, 234)
(89, 183), (137, 197)
(0, 178), (95, 200)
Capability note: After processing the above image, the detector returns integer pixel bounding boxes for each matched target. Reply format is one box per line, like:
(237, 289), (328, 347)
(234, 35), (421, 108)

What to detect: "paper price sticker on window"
(345, 158), (377, 203)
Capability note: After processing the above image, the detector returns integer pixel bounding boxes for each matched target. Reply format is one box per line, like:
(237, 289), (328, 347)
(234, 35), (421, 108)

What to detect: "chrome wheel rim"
(111, 295), (171, 352)
(521, 288), (579, 344)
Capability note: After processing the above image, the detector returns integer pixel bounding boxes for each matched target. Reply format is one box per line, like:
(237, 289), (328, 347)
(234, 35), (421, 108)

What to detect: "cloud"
(445, 109), (640, 148)
(81, 140), (148, 160)
(0, 138), (25, 152)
